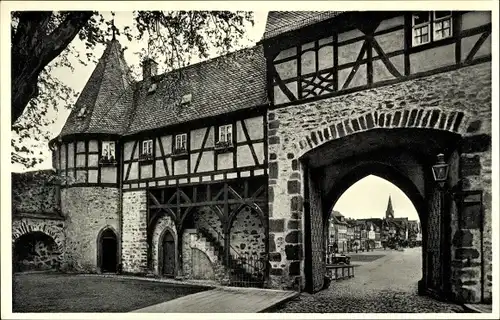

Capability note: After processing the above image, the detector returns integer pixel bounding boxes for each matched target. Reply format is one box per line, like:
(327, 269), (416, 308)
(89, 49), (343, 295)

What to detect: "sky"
(11, 11), (269, 172)
(11, 10), (419, 222)
(333, 175), (419, 221)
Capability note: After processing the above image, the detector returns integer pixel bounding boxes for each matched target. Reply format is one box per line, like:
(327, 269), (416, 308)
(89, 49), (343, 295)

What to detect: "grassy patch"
(13, 273), (210, 313)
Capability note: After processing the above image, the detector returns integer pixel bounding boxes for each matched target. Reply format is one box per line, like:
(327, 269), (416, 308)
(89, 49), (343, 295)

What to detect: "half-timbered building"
(13, 11), (492, 304)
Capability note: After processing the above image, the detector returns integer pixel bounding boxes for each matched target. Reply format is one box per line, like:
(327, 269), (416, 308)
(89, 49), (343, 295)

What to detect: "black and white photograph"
(1, 1), (498, 318)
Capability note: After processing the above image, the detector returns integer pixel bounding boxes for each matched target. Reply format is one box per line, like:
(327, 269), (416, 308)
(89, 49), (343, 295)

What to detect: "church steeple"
(386, 195), (394, 219)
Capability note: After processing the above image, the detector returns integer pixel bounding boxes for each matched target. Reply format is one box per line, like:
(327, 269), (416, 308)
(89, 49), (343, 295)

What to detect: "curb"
(258, 291), (301, 313)
(462, 304), (492, 313)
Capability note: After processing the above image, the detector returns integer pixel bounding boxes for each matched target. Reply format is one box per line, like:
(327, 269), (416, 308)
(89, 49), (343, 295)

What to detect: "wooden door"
(162, 232), (175, 276)
(425, 187), (445, 298)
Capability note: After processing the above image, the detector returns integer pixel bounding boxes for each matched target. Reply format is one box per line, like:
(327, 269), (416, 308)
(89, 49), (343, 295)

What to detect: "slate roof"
(57, 40), (267, 139)
(60, 39), (134, 137)
(262, 11), (344, 40)
(126, 45), (267, 135)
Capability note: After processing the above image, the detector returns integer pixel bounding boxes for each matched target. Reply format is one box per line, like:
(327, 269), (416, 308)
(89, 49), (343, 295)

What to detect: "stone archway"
(267, 114), (470, 295)
(300, 131), (459, 297)
(13, 231), (61, 272)
(314, 162), (432, 295)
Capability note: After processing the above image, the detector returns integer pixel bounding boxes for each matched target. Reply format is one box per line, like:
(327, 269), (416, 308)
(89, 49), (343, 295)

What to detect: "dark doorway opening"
(99, 229), (117, 273)
(13, 231), (60, 272)
(162, 231), (175, 277)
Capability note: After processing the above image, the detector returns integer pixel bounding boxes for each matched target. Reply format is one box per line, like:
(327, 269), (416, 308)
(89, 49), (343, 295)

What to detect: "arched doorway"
(160, 230), (176, 277)
(300, 128), (460, 298)
(98, 228), (118, 273)
(13, 231), (60, 272)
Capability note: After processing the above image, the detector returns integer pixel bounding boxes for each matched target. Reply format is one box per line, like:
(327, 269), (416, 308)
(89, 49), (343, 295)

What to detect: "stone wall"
(182, 229), (226, 281)
(267, 62), (492, 296)
(449, 62), (492, 303)
(61, 187), (119, 272)
(12, 170), (59, 215)
(151, 214), (177, 276)
(122, 190), (147, 274)
(12, 217), (65, 272)
(192, 207), (223, 245)
(230, 206), (266, 257)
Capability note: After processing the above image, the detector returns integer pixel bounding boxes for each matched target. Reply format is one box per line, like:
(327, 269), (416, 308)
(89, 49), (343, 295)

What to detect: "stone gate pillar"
(121, 190), (148, 274)
(449, 67), (492, 303)
(267, 112), (305, 290)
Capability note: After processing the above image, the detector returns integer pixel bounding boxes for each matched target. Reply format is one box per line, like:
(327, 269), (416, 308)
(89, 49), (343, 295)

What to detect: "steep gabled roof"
(60, 39), (134, 137)
(126, 45), (267, 135)
(262, 11), (343, 40)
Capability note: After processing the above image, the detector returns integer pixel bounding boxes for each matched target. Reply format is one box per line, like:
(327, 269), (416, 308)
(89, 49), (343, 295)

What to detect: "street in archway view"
(273, 247), (462, 313)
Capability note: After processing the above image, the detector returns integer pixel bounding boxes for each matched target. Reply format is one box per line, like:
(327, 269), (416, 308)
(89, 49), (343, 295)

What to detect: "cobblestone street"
(273, 247), (464, 313)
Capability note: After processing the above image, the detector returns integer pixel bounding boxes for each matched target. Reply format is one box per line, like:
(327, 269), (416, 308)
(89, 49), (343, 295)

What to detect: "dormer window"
(412, 11), (452, 47)
(139, 139), (153, 161)
(77, 107), (87, 119)
(148, 83), (158, 94)
(181, 94), (192, 105)
(100, 141), (116, 164)
(173, 133), (187, 155)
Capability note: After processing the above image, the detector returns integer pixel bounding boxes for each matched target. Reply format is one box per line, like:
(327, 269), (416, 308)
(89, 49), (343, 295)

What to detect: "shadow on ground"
(13, 273), (210, 313)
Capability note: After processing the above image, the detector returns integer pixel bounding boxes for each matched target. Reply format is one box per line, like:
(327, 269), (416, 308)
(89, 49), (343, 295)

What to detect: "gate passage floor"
(12, 273), (210, 313)
(272, 247), (464, 313)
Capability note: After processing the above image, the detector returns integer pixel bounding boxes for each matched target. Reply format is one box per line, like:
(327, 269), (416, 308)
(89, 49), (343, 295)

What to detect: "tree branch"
(11, 11), (93, 126)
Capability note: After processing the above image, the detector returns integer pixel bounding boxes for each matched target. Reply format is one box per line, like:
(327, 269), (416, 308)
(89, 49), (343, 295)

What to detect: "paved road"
(273, 247), (463, 313)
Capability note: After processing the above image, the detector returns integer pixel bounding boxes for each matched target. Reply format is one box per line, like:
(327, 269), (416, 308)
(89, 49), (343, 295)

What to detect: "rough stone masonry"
(267, 61), (491, 300)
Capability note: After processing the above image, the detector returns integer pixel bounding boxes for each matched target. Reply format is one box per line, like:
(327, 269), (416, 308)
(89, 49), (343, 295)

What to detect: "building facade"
(12, 11), (492, 304)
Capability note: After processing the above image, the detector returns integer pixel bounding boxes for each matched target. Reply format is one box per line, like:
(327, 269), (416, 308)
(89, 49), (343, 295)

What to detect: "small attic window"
(148, 83), (157, 94)
(181, 93), (192, 105)
(76, 107), (87, 119)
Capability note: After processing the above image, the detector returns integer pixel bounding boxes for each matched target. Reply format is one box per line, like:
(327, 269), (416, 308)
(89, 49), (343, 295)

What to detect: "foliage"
(11, 11), (254, 169)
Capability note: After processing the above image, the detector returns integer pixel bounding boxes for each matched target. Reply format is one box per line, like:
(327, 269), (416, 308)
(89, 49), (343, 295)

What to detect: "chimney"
(142, 58), (158, 80)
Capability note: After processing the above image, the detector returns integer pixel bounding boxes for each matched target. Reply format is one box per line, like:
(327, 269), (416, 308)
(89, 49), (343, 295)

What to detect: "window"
(141, 140), (153, 156)
(101, 141), (116, 163)
(175, 134), (187, 152)
(77, 107), (87, 119)
(412, 12), (430, 46)
(412, 11), (452, 46)
(218, 124), (233, 144)
(433, 11), (452, 40)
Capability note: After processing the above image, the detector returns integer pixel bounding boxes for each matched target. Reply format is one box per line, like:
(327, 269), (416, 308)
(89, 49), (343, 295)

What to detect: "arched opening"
(227, 205), (268, 287)
(98, 228), (118, 273)
(159, 230), (176, 277)
(327, 175), (423, 286)
(300, 127), (459, 296)
(13, 231), (60, 272)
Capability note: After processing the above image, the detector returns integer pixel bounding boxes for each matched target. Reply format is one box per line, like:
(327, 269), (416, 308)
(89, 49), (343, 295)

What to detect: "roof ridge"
(141, 44), (261, 85)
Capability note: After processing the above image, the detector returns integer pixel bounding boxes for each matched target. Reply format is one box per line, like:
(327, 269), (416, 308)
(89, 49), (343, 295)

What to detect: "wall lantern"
(432, 153), (449, 188)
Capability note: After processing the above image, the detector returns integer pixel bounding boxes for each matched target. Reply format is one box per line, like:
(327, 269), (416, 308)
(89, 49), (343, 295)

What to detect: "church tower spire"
(386, 195), (394, 219)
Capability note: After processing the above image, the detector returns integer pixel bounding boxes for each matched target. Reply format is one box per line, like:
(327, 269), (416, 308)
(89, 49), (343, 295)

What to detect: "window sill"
(138, 154), (154, 164)
(99, 160), (117, 167)
(409, 35), (455, 53)
(172, 149), (188, 159)
(214, 142), (234, 154)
